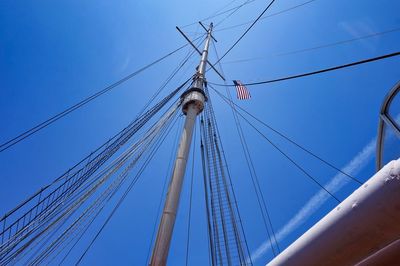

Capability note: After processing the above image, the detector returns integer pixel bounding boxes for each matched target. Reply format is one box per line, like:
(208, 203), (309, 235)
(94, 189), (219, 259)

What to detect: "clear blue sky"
(0, 0), (399, 265)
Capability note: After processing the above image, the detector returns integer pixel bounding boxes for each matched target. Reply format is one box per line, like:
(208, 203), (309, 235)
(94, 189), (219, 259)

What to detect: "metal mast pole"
(150, 23), (213, 266)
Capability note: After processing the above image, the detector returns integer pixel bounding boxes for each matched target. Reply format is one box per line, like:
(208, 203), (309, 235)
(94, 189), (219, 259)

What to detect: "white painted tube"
(268, 158), (400, 266)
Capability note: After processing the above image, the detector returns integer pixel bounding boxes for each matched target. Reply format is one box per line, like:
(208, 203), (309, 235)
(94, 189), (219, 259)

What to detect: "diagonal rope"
(222, 27), (400, 64)
(210, 88), (341, 203)
(0, 35), (205, 153)
(74, 107), (181, 265)
(210, 85), (363, 185)
(0, 80), (191, 264)
(27, 106), (181, 265)
(214, 0), (255, 28)
(56, 109), (182, 266)
(180, 0), (257, 28)
(215, 0), (317, 32)
(278, 27), (400, 57)
(1, 107), (178, 264)
(211, 0), (277, 67)
(137, 34), (206, 116)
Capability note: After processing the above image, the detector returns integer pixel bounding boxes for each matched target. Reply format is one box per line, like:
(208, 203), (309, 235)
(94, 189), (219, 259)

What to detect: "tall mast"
(149, 23), (213, 265)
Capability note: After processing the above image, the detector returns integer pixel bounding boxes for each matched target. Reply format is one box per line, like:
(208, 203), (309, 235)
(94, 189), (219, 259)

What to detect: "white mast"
(149, 23), (214, 266)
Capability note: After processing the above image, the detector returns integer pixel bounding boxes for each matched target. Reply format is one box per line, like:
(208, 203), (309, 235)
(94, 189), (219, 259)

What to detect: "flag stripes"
(233, 80), (251, 100)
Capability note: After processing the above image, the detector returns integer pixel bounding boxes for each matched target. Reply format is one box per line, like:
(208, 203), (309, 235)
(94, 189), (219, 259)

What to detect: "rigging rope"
(213, 88), (253, 265)
(236, 104), (341, 203)
(222, 27), (400, 64)
(35, 108), (179, 265)
(0, 80), (190, 263)
(0, 37), (203, 153)
(137, 34), (206, 116)
(214, 0), (255, 28)
(59, 110), (181, 266)
(215, 0), (318, 32)
(200, 137), (215, 265)
(75, 105), (181, 265)
(209, 88), (341, 203)
(3, 100), (182, 265)
(211, 41), (281, 256)
(211, 0), (277, 67)
(180, 0), (257, 28)
(3, 129), (153, 264)
(0, 78), (189, 222)
(209, 85), (363, 185)
(278, 27), (400, 57)
(200, 92), (252, 265)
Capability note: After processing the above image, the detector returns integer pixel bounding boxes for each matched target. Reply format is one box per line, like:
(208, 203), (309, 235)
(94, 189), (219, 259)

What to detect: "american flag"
(233, 80), (251, 100)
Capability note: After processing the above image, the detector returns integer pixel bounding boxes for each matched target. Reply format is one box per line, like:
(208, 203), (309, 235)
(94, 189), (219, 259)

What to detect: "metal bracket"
(176, 26), (225, 81)
(198, 21), (217, 42)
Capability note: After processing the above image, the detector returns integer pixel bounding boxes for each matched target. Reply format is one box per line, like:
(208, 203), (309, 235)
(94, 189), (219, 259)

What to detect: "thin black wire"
(222, 27), (400, 64)
(210, 85), (363, 185)
(185, 120), (197, 266)
(214, 0), (255, 28)
(278, 27), (400, 57)
(212, 0), (277, 67)
(210, 51), (400, 87)
(180, 0), (256, 28)
(0, 37), (201, 153)
(211, 89), (341, 203)
(215, 0), (317, 32)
